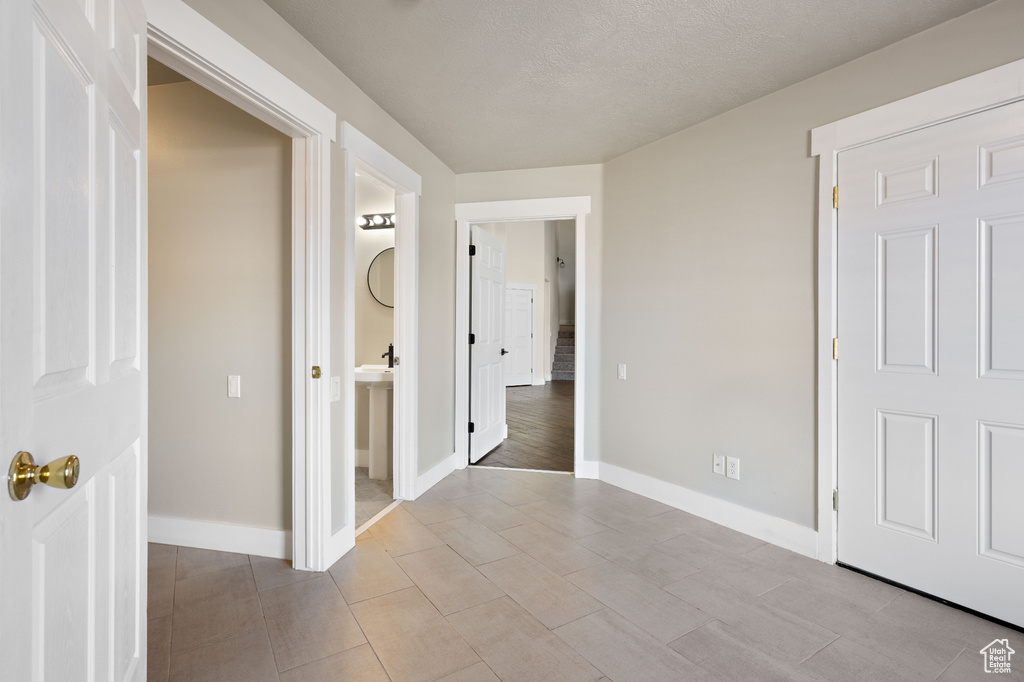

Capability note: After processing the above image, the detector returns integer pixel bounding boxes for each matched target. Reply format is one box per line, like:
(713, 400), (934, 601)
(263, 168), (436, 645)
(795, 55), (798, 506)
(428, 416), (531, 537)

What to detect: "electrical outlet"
(726, 456), (740, 480)
(330, 376), (341, 402)
(617, 363), (627, 380)
(713, 453), (725, 475)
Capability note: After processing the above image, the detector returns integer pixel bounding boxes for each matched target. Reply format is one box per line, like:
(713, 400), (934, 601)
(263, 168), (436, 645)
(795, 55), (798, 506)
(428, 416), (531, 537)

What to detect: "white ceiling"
(262, 0), (995, 173)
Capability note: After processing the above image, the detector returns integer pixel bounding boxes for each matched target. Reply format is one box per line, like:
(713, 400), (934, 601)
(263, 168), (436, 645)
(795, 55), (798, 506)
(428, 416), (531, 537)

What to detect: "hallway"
(475, 381), (574, 472)
(148, 467), (1018, 681)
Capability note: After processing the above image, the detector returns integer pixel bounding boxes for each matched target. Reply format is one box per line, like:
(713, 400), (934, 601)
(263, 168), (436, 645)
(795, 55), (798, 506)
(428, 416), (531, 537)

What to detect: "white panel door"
(470, 227), (506, 462)
(504, 287), (534, 387)
(0, 0), (147, 677)
(838, 100), (1024, 627)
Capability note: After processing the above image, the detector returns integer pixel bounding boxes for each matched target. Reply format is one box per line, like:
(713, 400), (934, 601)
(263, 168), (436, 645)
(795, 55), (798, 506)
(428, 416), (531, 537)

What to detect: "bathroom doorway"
(353, 173), (398, 528)
(338, 123), (422, 549)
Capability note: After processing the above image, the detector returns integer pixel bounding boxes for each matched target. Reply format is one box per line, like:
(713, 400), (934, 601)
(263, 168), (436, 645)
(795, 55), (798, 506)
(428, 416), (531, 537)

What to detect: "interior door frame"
(505, 282), (537, 387)
(455, 197), (593, 477)
(337, 122), (421, 561)
(811, 56), (1024, 564)
(147, 0), (336, 571)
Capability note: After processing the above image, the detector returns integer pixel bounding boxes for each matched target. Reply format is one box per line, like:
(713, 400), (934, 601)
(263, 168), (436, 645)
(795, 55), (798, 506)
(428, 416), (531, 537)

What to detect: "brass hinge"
(833, 489), (839, 512)
(833, 186), (839, 209)
(832, 338), (839, 360)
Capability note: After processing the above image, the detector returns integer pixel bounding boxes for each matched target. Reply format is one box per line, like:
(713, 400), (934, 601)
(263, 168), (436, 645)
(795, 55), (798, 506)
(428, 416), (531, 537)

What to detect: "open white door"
(504, 286), (534, 387)
(470, 227), (507, 462)
(838, 99), (1024, 627)
(0, 0), (147, 677)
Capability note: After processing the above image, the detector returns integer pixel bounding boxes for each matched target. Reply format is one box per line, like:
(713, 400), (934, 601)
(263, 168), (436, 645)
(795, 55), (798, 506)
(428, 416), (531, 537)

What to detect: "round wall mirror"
(368, 247), (395, 308)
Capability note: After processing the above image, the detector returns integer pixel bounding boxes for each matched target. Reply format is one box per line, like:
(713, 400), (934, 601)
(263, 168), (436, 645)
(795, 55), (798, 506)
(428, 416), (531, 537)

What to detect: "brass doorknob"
(8, 451), (80, 501)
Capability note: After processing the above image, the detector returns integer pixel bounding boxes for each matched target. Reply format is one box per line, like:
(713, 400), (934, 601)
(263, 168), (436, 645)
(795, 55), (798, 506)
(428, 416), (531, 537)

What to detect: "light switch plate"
(227, 375), (241, 398)
(713, 454), (725, 475)
(726, 456), (740, 480)
(330, 376), (341, 402)
(617, 363), (627, 380)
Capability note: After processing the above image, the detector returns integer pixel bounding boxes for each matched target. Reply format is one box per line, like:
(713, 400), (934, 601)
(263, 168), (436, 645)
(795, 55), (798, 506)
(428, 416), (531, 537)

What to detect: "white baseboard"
(356, 448), (369, 468)
(415, 450), (459, 498)
(575, 460), (600, 479)
(533, 378), (546, 386)
(546, 373), (552, 382)
(598, 463), (819, 560)
(149, 515), (291, 560)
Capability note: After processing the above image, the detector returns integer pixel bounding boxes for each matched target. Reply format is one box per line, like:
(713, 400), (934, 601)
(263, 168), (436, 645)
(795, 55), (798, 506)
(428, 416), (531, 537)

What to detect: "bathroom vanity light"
(359, 213), (396, 229)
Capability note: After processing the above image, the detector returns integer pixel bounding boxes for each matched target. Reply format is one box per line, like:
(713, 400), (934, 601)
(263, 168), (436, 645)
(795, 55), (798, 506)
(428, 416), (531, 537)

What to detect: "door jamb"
(455, 197), (593, 477)
(147, 0), (336, 571)
(338, 123), (421, 561)
(810, 56), (1024, 564)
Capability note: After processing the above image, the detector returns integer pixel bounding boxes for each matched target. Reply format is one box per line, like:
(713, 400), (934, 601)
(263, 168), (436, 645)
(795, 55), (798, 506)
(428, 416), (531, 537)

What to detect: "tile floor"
(355, 466), (394, 528)
(148, 466), (1023, 681)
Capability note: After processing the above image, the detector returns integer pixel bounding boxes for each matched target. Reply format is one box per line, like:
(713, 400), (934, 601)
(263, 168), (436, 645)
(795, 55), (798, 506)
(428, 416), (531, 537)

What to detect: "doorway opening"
(469, 220), (577, 472)
(147, 3), (335, 570)
(147, 58), (295, 554)
(338, 123), (421, 554)
(353, 173), (398, 529)
(455, 197), (594, 478)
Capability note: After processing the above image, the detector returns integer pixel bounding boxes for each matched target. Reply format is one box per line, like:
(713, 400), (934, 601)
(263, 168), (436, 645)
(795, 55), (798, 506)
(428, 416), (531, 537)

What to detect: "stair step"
(553, 362), (575, 371)
(551, 371), (575, 381)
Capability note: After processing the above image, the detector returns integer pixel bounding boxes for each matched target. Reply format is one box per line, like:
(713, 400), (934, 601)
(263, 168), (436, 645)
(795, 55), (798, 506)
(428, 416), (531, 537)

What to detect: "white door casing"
(505, 285), (535, 387)
(470, 226), (507, 462)
(1, 0), (147, 677)
(837, 100), (1024, 627)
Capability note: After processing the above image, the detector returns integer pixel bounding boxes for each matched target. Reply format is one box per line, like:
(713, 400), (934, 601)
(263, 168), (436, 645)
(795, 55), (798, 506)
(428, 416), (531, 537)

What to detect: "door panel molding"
(811, 56), (1024, 566)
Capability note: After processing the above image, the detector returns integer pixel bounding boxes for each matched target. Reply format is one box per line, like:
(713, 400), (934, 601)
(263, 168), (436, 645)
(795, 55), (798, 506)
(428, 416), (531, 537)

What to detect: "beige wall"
(600, 0), (1024, 529)
(149, 81), (292, 530)
(555, 220), (576, 325)
(182, 0), (459, 494)
(457, 165), (603, 462)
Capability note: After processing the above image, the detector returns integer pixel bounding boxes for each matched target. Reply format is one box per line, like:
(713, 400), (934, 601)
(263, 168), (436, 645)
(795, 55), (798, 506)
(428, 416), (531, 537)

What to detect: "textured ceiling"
(262, 0), (995, 173)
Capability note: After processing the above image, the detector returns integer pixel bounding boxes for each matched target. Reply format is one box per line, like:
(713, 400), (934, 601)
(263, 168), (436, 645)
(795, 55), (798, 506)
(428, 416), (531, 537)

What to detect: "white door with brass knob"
(0, 0), (146, 678)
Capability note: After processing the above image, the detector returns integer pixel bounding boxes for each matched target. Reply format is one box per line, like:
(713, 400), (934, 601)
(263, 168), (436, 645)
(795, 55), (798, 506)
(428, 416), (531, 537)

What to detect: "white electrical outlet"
(330, 376), (341, 402)
(713, 454), (725, 475)
(617, 363), (627, 380)
(227, 375), (241, 398)
(726, 456), (740, 480)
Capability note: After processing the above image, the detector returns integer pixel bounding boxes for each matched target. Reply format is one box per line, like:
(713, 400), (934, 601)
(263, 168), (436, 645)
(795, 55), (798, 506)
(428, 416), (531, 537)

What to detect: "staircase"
(552, 325), (575, 381)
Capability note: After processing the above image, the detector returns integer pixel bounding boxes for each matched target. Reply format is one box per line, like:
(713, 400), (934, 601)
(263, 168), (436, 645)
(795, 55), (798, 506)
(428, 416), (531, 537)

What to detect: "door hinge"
(469, 333), (475, 345)
(832, 338), (839, 360)
(833, 185), (839, 209)
(468, 422), (475, 433)
(833, 489), (839, 512)
(469, 244), (477, 256)
(311, 365), (322, 379)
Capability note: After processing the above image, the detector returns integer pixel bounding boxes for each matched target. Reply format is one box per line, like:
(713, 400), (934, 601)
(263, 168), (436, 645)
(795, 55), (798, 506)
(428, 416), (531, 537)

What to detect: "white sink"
(355, 364), (394, 384)
(355, 364), (394, 480)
